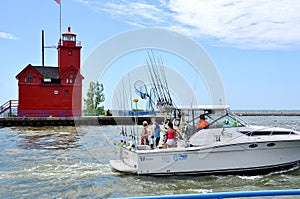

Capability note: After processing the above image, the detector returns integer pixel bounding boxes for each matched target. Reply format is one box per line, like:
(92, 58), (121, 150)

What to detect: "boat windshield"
(206, 110), (246, 129)
(176, 108), (248, 138)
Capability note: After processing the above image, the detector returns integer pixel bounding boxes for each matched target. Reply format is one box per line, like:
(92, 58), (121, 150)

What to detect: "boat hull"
(110, 140), (300, 175)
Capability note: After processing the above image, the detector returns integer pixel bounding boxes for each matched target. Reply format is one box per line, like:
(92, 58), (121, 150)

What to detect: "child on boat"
(141, 121), (150, 145)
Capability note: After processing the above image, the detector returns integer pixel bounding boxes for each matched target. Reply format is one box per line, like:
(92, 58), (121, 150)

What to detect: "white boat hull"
(110, 106), (300, 175)
(110, 140), (300, 175)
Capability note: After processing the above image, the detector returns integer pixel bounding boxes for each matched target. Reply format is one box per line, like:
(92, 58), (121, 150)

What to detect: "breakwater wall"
(0, 116), (165, 127)
(1, 112), (300, 127)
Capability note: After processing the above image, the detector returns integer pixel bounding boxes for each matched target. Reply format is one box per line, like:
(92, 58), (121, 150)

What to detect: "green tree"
(84, 81), (105, 116)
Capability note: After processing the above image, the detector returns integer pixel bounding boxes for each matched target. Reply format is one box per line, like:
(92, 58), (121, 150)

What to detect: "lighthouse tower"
(57, 26), (83, 116)
(16, 26), (83, 117)
(58, 26), (82, 75)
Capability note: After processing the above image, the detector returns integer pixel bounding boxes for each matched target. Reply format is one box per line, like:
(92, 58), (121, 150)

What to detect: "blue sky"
(1, 0), (300, 110)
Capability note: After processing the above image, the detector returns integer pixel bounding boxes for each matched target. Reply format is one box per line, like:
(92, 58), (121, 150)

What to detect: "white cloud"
(77, 0), (300, 49)
(0, 32), (19, 40)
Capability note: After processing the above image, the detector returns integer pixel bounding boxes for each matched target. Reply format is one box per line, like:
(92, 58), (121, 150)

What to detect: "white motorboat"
(109, 105), (300, 175)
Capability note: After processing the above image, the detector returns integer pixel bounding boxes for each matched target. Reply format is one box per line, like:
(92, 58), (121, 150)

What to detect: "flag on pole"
(55, 0), (60, 4)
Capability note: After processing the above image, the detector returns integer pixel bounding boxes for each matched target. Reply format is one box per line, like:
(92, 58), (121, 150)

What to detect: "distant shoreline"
(234, 112), (300, 116)
(233, 110), (300, 116)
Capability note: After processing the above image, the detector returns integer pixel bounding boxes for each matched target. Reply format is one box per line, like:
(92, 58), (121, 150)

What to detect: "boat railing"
(112, 189), (300, 199)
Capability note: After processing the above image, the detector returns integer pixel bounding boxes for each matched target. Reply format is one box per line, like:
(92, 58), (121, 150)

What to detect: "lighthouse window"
(68, 50), (72, 55)
(54, 90), (59, 95)
(64, 90), (69, 94)
(70, 74), (74, 83)
(63, 35), (74, 41)
(66, 77), (69, 83)
(28, 73), (33, 83)
(24, 76), (27, 82)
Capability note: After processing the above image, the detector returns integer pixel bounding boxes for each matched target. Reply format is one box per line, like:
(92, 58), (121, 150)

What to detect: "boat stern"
(109, 159), (138, 174)
(109, 147), (138, 174)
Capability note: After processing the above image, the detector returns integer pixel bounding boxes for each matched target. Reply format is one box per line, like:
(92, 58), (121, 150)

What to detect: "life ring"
(173, 118), (180, 127)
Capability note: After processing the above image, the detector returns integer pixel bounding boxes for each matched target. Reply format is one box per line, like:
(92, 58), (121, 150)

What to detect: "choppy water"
(1, 115), (300, 198)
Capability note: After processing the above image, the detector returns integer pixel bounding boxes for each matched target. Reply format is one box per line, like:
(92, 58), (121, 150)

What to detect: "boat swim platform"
(0, 116), (165, 127)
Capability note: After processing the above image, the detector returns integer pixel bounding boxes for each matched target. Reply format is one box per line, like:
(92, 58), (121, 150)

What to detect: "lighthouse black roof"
(34, 66), (60, 79)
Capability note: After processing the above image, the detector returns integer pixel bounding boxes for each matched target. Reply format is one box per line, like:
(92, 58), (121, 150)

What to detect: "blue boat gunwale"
(112, 189), (300, 199)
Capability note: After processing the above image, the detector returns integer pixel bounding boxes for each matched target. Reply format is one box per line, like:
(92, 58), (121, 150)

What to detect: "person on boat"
(151, 118), (161, 148)
(163, 122), (179, 148)
(141, 121), (150, 145)
(197, 114), (209, 130)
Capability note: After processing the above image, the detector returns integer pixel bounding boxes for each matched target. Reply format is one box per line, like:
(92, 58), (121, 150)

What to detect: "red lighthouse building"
(16, 27), (83, 117)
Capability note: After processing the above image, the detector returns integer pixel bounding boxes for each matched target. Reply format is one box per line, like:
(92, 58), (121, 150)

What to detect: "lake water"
(1, 115), (300, 198)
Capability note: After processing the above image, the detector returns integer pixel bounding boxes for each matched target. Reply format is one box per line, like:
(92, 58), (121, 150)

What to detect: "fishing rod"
(147, 50), (171, 107)
(151, 51), (168, 105)
(135, 50), (177, 111)
(158, 55), (174, 107)
(145, 59), (159, 100)
(147, 51), (165, 104)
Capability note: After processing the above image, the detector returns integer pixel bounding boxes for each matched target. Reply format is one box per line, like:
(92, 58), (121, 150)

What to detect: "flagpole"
(54, 0), (62, 41)
(59, 0), (62, 41)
